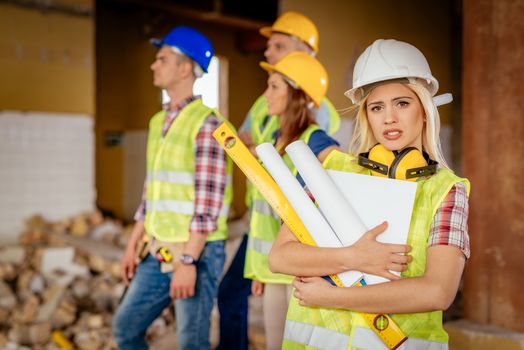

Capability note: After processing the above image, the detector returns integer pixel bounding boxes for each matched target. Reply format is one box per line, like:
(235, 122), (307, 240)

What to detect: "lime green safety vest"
(144, 99), (233, 243)
(282, 150), (470, 350)
(244, 125), (321, 284)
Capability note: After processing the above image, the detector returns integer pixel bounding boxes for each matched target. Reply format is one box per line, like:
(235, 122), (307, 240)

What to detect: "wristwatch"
(180, 254), (199, 266)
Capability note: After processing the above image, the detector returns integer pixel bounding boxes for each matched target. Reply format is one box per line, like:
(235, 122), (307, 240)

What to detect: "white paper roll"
(256, 142), (363, 286)
(256, 143), (340, 248)
(285, 140), (367, 246)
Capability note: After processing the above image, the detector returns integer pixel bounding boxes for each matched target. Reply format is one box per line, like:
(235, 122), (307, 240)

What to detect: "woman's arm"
(317, 145), (340, 163)
(292, 245), (465, 313)
(269, 221), (411, 280)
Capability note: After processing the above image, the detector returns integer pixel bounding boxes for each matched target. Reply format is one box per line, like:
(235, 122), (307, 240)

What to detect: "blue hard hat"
(150, 26), (214, 73)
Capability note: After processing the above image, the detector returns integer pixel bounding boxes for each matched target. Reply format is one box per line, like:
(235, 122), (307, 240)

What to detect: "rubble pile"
(0, 213), (174, 350)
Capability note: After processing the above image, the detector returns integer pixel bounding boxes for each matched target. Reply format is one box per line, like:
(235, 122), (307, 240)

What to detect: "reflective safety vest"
(244, 125), (321, 284)
(144, 99), (233, 243)
(283, 150), (470, 350)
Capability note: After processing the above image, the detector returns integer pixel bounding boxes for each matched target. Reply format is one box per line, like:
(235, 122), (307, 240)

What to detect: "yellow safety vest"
(282, 150), (470, 350)
(244, 125), (321, 284)
(144, 99), (233, 243)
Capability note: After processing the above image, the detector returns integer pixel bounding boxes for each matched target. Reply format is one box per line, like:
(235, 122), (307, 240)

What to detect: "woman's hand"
(252, 280), (265, 296)
(349, 221), (412, 280)
(292, 276), (337, 307)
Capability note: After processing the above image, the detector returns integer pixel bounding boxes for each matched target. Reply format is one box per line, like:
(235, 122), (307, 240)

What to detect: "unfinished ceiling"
(99, 0), (278, 31)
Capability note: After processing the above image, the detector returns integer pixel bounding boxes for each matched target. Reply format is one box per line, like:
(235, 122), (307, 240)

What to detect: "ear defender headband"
(358, 144), (438, 181)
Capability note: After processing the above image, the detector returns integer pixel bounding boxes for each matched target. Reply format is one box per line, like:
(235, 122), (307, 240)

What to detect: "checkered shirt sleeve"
(189, 115), (227, 234)
(428, 182), (470, 259)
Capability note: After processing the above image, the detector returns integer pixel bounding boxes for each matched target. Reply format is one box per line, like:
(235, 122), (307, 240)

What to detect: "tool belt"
(136, 234), (185, 273)
(142, 236), (184, 273)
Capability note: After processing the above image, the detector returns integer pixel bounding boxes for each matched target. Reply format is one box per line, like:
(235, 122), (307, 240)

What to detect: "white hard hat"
(345, 39), (439, 104)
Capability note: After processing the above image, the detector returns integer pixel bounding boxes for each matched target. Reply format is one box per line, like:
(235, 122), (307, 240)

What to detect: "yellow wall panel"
(0, 3), (94, 114)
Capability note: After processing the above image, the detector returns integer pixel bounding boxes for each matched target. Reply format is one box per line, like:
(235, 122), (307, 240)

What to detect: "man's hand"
(120, 245), (137, 285)
(349, 221), (412, 280)
(170, 264), (197, 299)
(120, 221), (145, 285)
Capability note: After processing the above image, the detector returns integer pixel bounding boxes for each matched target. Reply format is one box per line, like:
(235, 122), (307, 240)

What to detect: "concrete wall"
(462, 0), (524, 333)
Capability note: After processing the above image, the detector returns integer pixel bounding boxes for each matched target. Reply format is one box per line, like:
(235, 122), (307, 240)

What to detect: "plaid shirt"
(428, 182), (470, 258)
(134, 96), (227, 235)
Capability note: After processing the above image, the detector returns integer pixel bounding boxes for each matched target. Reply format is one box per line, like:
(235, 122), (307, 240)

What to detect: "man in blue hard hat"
(112, 26), (233, 350)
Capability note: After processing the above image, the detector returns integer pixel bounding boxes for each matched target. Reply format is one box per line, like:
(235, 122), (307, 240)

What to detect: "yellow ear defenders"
(358, 144), (437, 181)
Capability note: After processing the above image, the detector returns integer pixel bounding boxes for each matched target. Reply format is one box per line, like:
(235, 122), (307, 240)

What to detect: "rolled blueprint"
(285, 140), (367, 246)
(256, 142), (363, 286)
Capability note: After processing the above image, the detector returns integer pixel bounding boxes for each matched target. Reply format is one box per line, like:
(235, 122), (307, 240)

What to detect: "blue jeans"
(217, 233), (252, 350)
(112, 240), (225, 350)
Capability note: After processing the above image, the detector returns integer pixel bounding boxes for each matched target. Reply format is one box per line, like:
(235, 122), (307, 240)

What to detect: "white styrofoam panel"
(0, 111), (95, 244)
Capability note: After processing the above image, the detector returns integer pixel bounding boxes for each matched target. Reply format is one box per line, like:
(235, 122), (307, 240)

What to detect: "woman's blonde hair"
(349, 81), (450, 169)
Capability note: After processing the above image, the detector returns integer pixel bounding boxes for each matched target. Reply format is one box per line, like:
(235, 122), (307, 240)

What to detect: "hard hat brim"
(345, 76), (438, 104)
(150, 38), (163, 48)
(259, 61), (322, 108)
(259, 61), (275, 73)
(259, 27), (272, 38)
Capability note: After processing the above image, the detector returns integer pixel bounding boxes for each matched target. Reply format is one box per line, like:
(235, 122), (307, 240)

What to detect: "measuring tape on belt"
(213, 122), (407, 349)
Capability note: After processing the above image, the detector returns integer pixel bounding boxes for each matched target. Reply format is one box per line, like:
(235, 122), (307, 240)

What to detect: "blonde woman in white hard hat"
(243, 51), (342, 350)
(269, 39), (470, 349)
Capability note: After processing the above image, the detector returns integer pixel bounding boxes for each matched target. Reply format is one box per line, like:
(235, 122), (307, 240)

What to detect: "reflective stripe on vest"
(247, 235), (273, 255)
(351, 327), (448, 350)
(253, 199), (279, 219)
(282, 150), (470, 349)
(147, 170), (194, 185)
(147, 171), (232, 191)
(284, 320), (350, 350)
(147, 200), (230, 217)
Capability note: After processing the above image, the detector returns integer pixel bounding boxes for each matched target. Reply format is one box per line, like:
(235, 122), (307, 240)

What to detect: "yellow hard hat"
(260, 51), (328, 107)
(259, 11), (319, 53)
